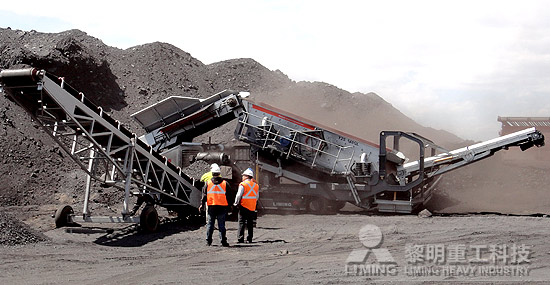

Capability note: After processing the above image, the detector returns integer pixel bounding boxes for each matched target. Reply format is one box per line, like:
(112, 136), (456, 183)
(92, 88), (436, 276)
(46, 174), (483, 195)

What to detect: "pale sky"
(1, 0), (549, 141)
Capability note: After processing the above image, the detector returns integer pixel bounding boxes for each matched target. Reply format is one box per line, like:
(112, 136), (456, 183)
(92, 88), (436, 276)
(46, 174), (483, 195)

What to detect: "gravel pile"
(0, 211), (47, 246)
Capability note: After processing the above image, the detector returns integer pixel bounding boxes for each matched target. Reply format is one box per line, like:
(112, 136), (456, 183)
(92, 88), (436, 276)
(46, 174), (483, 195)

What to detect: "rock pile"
(0, 211), (47, 246)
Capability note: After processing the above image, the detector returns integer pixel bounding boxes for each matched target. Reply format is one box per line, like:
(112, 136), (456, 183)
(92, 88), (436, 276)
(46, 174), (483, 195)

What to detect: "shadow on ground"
(93, 217), (202, 247)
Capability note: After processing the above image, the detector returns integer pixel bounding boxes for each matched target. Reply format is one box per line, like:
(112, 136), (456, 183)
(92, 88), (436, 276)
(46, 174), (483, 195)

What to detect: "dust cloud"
(428, 151), (549, 214)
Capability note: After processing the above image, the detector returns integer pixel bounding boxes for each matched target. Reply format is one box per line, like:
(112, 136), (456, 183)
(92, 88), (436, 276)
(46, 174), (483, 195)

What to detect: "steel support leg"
(122, 138), (136, 215)
(83, 144), (95, 217)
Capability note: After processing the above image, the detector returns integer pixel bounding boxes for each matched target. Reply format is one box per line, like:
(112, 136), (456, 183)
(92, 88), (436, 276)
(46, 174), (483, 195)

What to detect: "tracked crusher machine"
(0, 68), (545, 230)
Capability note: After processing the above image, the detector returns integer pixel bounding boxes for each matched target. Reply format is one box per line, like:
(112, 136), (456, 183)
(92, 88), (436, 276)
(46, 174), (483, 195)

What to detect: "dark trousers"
(206, 205), (227, 243)
(238, 205), (255, 242)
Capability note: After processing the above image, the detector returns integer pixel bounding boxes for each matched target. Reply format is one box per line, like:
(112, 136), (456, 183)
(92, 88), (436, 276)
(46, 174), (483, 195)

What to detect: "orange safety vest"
(239, 179), (259, 211)
(207, 180), (228, 206)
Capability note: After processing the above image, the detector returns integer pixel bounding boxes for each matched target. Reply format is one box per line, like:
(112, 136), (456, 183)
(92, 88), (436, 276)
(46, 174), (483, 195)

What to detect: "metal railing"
(237, 110), (355, 175)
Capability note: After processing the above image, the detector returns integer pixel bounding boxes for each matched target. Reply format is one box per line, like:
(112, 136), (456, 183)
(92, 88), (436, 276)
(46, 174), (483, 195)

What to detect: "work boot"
(221, 232), (229, 247)
(237, 239), (244, 243)
(206, 240), (212, 246)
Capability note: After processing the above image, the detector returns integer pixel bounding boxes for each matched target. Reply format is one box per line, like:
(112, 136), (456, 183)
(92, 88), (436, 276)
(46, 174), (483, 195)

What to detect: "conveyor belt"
(0, 68), (202, 215)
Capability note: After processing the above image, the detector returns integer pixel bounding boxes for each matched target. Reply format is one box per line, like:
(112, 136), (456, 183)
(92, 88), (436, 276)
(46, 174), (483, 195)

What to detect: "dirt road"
(1, 208), (549, 284)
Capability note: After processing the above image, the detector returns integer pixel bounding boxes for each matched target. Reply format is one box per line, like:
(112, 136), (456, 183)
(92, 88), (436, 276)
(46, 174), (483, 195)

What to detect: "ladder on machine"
(0, 68), (202, 230)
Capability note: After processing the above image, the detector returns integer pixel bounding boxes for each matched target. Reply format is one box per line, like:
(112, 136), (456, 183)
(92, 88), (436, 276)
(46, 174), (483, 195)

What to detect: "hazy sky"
(1, 0), (549, 140)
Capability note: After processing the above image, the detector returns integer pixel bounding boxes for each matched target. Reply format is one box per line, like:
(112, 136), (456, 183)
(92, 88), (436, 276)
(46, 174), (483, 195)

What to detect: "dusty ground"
(1, 209), (550, 284)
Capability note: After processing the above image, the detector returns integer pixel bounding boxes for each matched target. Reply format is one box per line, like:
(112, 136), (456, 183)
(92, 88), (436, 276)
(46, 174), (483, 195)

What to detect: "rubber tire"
(140, 206), (159, 232)
(307, 197), (326, 214)
(54, 205), (74, 228)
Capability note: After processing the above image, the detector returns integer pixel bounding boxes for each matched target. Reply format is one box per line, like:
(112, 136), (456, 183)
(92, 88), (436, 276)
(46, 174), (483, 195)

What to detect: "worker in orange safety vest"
(199, 164), (230, 247)
(199, 164), (217, 224)
(233, 168), (259, 243)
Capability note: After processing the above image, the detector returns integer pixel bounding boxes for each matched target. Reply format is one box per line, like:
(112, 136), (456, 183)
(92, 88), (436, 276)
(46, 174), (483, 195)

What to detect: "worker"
(233, 168), (259, 243)
(200, 164), (215, 183)
(199, 164), (217, 223)
(198, 164), (230, 247)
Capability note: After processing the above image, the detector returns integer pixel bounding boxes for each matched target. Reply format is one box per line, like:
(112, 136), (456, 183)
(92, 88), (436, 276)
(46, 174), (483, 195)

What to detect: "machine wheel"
(307, 197), (326, 214)
(140, 205), (159, 232)
(54, 205), (74, 228)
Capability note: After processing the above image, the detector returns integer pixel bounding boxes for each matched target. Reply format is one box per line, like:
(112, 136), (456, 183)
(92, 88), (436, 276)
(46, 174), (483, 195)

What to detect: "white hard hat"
(243, 168), (254, 177)
(211, 163), (221, 173)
